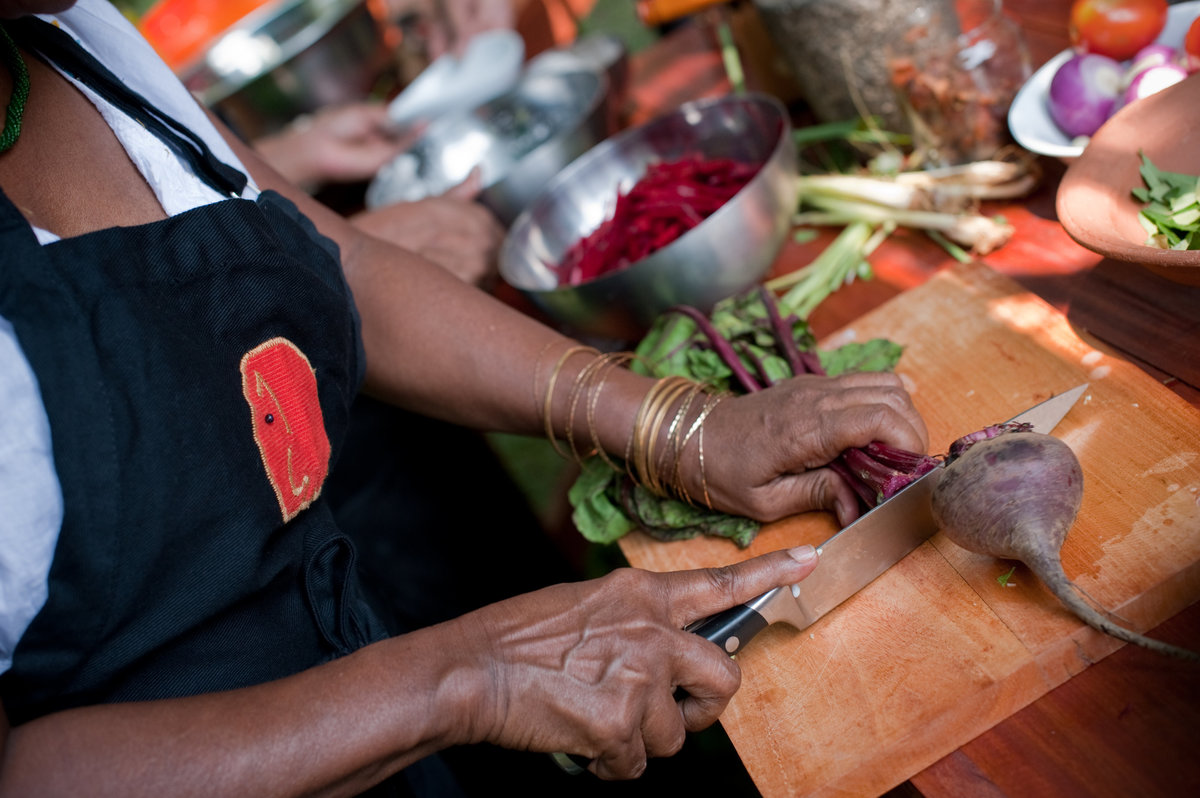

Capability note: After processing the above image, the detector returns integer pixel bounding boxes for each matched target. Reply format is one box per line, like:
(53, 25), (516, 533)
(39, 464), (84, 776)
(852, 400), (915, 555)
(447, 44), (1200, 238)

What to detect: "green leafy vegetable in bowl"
(1132, 151), (1200, 250)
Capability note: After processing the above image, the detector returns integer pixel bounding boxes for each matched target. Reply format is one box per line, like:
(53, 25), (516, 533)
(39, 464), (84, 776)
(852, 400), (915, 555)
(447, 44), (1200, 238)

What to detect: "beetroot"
(931, 432), (1199, 661)
(555, 155), (760, 286)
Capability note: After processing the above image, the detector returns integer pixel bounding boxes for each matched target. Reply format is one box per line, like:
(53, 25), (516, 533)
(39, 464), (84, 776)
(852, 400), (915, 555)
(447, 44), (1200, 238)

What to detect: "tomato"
(1069, 0), (1169, 61)
(1186, 15), (1200, 66)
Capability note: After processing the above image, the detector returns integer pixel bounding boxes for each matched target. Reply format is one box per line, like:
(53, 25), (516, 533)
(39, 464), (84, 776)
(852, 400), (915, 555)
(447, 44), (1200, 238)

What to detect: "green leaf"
(1135, 152), (1200, 247)
(819, 339), (904, 376)
(568, 459), (635, 545)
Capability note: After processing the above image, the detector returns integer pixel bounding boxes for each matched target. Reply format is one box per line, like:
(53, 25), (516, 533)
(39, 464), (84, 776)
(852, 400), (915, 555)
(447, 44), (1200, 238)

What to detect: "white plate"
(1008, 0), (1199, 159)
(386, 29), (525, 127)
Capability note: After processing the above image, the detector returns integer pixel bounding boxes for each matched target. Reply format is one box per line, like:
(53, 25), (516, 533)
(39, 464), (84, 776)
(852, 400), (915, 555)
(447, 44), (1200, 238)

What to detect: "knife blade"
(687, 382), (1089, 656)
(553, 384), (1088, 774)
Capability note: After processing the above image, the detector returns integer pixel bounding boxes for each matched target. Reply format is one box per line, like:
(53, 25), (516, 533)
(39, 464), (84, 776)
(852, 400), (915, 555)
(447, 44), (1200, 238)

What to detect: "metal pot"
(182, 0), (390, 139)
(499, 93), (797, 342)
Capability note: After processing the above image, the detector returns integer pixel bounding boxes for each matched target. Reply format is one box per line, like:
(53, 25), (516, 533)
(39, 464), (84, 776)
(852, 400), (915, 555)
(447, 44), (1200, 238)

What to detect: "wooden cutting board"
(618, 259), (1200, 798)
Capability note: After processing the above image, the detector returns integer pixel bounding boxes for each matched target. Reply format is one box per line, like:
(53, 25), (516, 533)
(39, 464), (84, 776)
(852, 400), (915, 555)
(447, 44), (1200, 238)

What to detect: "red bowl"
(1057, 71), (1200, 286)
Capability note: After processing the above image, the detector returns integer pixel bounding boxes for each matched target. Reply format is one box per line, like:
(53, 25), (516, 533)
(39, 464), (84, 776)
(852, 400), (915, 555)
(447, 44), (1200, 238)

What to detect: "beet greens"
(568, 284), (914, 547)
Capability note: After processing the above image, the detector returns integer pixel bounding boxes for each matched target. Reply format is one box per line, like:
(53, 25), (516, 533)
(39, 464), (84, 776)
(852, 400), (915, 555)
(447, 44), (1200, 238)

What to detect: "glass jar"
(886, 0), (1032, 165)
(752, 0), (960, 131)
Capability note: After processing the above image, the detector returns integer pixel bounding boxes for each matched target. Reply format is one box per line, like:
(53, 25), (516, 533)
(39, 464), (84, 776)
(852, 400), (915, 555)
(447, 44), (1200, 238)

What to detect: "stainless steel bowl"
(366, 69), (609, 225)
(183, 0), (390, 139)
(499, 93), (797, 342)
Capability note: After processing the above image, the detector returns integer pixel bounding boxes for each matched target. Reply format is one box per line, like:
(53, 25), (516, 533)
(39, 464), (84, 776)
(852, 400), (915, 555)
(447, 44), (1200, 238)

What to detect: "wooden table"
(608, 2), (1200, 796)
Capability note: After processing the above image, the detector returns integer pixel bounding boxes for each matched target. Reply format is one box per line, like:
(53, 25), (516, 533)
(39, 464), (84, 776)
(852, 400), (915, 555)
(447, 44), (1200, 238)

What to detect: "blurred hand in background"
(350, 167), (504, 289)
(252, 102), (421, 192)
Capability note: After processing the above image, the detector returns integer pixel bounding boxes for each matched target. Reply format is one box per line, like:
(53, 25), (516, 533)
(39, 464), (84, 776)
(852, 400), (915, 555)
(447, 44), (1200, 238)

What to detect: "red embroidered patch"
(239, 337), (330, 523)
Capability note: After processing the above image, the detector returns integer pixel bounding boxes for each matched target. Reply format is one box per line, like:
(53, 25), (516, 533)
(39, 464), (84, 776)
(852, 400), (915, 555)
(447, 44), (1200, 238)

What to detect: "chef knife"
(553, 384), (1087, 773)
(686, 382), (1089, 656)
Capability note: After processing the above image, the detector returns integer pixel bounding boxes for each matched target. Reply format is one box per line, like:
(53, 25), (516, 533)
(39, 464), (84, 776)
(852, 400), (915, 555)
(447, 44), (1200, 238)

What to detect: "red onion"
(1126, 43), (1178, 78)
(1122, 62), (1188, 106)
(1047, 52), (1124, 139)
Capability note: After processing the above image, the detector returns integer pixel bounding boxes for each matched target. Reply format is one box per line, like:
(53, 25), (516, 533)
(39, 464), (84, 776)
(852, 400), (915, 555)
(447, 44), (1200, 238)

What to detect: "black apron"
(0, 18), (722, 798)
(0, 18), (465, 797)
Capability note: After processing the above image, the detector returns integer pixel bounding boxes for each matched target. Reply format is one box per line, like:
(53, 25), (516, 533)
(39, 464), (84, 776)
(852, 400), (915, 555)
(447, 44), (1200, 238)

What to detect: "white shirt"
(0, 0), (259, 674)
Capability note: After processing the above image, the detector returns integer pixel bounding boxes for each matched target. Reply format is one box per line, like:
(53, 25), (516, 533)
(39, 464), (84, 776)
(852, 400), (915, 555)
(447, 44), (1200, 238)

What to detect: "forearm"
(0, 626), (486, 798)
(223, 119), (660, 450)
(338, 231), (660, 443)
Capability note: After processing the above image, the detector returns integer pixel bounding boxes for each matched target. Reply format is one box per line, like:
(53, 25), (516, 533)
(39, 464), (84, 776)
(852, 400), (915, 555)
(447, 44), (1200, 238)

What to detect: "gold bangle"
(584, 351), (637, 471)
(667, 390), (725, 506)
(695, 392), (727, 510)
(629, 377), (669, 488)
(628, 375), (686, 482)
(632, 376), (697, 496)
(565, 351), (629, 463)
(647, 380), (694, 494)
(662, 381), (709, 502)
(541, 345), (599, 459)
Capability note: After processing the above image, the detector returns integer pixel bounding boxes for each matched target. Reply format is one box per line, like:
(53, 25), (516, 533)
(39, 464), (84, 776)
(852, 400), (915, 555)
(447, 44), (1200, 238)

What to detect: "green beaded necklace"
(0, 23), (30, 154)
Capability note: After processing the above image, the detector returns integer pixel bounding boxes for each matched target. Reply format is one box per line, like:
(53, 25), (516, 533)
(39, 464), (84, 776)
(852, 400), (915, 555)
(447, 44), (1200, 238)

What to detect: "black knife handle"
(551, 602), (769, 774)
(686, 603), (769, 656)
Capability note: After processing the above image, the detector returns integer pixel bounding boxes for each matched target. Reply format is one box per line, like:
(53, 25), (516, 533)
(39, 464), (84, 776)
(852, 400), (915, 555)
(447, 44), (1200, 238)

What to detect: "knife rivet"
(725, 637), (740, 654)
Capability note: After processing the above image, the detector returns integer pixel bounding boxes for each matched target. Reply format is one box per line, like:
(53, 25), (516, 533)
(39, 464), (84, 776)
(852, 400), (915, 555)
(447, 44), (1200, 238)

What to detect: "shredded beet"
(555, 155), (760, 286)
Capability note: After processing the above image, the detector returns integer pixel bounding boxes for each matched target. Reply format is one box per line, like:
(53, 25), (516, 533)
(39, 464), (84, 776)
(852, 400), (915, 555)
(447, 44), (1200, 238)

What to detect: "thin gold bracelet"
(629, 377), (672, 489)
(662, 381), (709, 503)
(632, 376), (697, 496)
(694, 392), (727, 510)
(583, 351), (637, 471)
(541, 345), (599, 459)
(565, 351), (631, 463)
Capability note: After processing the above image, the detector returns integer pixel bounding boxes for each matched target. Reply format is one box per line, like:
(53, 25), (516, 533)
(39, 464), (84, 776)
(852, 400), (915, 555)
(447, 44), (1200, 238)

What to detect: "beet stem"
(758, 284), (807, 377)
(667, 305), (762, 393)
(1025, 549), (1200, 661)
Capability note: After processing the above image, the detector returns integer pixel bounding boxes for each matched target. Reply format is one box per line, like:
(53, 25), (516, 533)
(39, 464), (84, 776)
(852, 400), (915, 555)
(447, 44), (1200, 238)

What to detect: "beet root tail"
(1027, 555), (1200, 662)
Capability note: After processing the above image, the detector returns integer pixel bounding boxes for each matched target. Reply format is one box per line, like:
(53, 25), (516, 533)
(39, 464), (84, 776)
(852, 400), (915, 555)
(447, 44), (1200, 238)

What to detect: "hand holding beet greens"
(568, 284), (923, 548)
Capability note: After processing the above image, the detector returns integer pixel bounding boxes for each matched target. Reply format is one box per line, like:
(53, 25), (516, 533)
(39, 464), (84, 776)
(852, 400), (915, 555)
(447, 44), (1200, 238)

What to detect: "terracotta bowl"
(1057, 72), (1200, 286)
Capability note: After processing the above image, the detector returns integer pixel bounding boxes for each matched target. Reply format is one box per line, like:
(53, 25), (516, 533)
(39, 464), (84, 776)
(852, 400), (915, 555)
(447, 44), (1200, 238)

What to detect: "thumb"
(667, 545), (820, 627)
(767, 467), (864, 528)
(441, 165), (484, 200)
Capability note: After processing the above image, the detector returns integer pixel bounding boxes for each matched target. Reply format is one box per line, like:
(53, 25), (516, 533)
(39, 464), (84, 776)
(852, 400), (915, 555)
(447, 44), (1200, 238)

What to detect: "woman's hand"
(253, 103), (416, 192)
(699, 372), (929, 526)
(350, 169), (503, 288)
(458, 545), (820, 780)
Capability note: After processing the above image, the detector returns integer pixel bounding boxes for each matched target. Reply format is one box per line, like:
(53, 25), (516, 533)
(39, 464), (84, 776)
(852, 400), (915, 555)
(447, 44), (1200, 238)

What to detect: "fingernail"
(788, 545), (818, 565)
